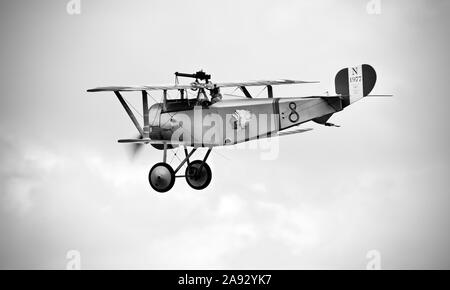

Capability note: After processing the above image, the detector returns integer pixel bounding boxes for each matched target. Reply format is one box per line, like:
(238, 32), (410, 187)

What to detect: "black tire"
(148, 163), (175, 193)
(185, 160), (212, 190)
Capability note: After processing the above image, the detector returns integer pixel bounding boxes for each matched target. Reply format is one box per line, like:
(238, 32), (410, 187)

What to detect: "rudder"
(335, 64), (377, 107)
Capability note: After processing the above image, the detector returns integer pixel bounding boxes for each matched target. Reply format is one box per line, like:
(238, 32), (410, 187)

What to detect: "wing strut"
(142, 91), (150, 138)
(267, 85), (273, 98)
(114, 91), (144, 136)
(240, 86), (253, 99)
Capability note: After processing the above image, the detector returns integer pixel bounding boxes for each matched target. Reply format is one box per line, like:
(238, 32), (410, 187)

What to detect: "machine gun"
(175, 70), (211, 83)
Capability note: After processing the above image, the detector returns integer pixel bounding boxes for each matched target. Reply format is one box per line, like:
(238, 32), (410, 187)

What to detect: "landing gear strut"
(147, 143), (213, 192)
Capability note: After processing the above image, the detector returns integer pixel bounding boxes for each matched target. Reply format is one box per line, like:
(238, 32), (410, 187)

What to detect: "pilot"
(210, 86), (223, 104)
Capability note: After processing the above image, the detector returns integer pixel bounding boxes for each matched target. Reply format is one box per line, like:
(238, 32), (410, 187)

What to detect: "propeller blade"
(126, 135), (145, 160)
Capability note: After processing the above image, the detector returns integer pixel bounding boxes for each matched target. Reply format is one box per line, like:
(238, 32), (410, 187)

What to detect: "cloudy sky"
(0, 0), (449, 269)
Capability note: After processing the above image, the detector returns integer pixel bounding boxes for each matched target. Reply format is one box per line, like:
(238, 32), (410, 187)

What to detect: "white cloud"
(2, 177), (35, 214)
(216, 194), (246, 217)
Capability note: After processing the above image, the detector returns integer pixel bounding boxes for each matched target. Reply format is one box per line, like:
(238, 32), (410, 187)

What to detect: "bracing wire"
(123, 96), (143, 118)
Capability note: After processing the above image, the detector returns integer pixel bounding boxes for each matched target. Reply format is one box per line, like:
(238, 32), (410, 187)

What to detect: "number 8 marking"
(288, 102), (299, 123)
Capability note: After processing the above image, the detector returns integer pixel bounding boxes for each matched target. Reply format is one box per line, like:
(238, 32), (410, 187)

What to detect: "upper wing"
(214, 79), (319, 88)
(87, 79), (319, 92)
(87, 84), (193, 92)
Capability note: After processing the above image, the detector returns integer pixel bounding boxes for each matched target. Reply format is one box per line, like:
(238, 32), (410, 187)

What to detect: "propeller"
(127, 134), (145, 160)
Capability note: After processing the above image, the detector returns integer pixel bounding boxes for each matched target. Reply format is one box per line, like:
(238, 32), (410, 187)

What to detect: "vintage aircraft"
(88, 64), (389, 192)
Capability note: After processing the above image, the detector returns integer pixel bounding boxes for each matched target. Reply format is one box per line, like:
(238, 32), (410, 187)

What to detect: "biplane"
(88, 64), (389, 192)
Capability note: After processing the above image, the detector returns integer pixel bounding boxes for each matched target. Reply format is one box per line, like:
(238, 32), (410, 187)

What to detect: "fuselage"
(147, 96), (343, 147)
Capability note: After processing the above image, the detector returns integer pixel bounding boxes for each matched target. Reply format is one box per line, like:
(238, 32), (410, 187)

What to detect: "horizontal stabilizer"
(364, 94), (393, 97)
(278, 128), (313, 137)
(302, 94), (392, 99)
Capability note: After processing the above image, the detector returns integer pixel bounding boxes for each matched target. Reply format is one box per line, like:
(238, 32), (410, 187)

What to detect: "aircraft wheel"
(185, 160), (212, 190)
(148, 163), (175, 193)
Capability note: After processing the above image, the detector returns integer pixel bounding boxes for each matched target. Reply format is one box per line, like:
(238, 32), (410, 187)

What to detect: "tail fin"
(335, 64), (377, 107)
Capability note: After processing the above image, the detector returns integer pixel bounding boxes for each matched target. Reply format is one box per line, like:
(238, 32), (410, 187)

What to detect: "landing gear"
(147, 143), (213, 192)
(185, 160), (212, 190)
(148, 162), (175, 193)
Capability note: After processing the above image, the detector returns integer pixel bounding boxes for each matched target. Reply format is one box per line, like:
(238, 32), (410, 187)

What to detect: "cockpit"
(163, 89), (212, 113)
(162, 70), (222, 113)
